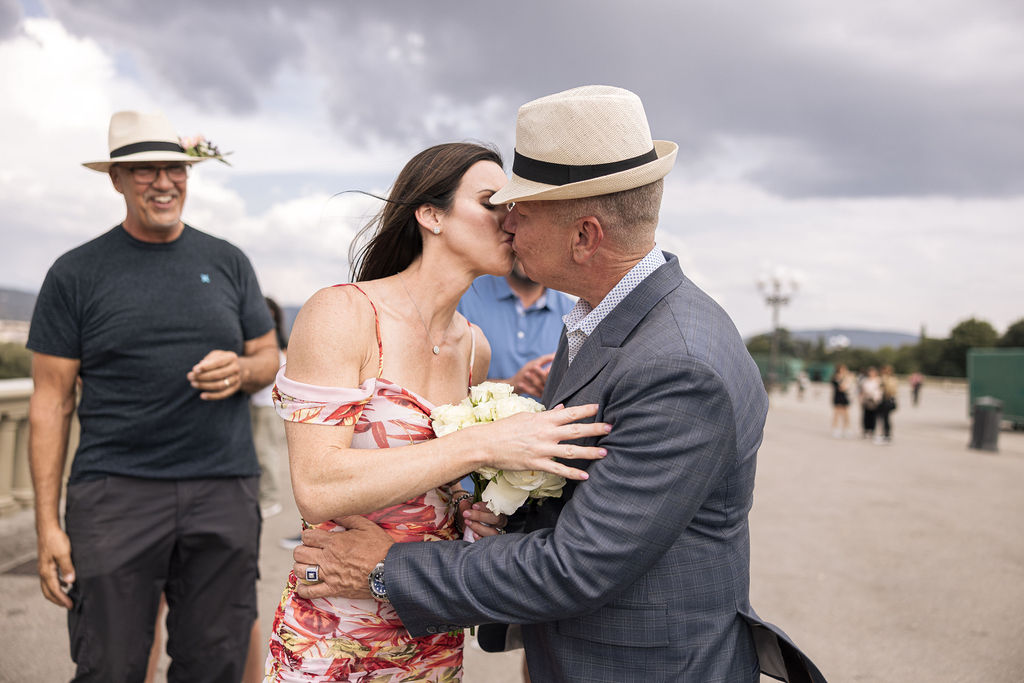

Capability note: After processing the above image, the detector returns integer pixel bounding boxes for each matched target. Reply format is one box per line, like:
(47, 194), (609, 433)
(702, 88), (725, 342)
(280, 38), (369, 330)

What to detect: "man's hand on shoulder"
(293, 516), (394, 601)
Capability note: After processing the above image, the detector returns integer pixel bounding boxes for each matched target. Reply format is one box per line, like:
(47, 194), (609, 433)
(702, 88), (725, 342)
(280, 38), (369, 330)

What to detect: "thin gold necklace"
(398, 272), (454, 355)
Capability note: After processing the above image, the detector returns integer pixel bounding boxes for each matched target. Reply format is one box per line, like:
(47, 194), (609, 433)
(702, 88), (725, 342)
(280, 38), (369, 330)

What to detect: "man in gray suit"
(292, 85), (825, 683)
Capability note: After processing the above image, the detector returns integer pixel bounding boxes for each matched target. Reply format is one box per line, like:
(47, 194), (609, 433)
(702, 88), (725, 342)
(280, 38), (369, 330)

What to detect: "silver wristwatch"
(368, 561), (389, 602)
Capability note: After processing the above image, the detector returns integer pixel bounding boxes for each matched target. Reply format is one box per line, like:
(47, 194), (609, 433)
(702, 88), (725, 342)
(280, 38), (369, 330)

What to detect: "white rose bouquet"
(431, 381), (567, 525)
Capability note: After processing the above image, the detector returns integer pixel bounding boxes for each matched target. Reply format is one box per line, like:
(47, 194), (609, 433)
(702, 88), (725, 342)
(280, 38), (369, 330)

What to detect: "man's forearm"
(28, 399), (74, 532)
(239, 344), (280, 394)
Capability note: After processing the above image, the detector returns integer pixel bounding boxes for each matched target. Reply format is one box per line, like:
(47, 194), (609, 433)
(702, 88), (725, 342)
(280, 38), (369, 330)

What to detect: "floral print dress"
(265, 285), (473, 683)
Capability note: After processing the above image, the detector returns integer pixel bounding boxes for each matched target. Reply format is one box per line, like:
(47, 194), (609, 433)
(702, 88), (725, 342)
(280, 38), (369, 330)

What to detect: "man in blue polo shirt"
(458, 263), (574, 399)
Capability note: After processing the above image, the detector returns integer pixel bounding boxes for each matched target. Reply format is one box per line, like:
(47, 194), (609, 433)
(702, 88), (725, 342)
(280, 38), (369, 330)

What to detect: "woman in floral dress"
(265, 143), (609, 682)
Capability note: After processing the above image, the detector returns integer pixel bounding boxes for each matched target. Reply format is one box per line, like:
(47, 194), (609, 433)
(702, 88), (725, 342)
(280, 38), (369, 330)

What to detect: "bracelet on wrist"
(451, 492), (473, 508)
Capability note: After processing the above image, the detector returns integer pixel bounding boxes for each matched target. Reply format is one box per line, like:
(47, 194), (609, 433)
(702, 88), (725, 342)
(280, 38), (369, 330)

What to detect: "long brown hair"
(348, 142), (503, 282)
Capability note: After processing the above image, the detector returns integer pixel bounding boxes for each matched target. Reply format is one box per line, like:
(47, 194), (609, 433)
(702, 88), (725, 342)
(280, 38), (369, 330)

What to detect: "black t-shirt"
(28, 225), (274, 483)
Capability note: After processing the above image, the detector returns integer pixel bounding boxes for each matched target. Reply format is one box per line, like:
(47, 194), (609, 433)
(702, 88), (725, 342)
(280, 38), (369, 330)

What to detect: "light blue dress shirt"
(457, 275), (575, 392)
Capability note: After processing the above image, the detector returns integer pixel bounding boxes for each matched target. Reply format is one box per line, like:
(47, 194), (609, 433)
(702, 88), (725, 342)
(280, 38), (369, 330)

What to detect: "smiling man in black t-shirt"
(27, 110), (279, 682)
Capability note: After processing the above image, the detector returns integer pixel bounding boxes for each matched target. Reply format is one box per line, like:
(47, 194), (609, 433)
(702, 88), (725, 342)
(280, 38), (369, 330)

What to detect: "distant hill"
(786, 328), (919, 350)
(0, 288), (37, 321)
(1, 287), (301, 336)
(3, 289), (920, 352)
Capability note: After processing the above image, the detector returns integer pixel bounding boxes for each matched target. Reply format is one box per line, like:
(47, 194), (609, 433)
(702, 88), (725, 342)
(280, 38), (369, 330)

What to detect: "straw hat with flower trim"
(489, 85), (677, 205)
(83, 110), (213, 172)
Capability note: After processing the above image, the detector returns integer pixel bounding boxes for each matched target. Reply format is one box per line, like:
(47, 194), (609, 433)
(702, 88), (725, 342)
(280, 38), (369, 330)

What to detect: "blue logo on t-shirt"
(200, 274), (210, 284)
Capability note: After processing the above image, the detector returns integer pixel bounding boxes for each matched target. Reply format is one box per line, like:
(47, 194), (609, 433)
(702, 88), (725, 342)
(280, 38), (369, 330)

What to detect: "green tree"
(943, 317), (999, 377)
(0, 342), (31, 379)
(915, 337), (946, 376)
(746, 333), (772, 355)
(892, 344), (919, 374)
(998, 318), (1024, 348)
(745, 328), (806, 358)
(811, 336), (827, 363)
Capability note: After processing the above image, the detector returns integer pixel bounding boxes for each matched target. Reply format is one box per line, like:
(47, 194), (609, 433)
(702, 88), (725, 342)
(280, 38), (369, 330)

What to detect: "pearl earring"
(432, 227), (440, 235)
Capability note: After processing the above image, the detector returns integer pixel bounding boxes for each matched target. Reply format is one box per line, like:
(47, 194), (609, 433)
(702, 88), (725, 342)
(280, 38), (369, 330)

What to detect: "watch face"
(369, 563), (388, 601)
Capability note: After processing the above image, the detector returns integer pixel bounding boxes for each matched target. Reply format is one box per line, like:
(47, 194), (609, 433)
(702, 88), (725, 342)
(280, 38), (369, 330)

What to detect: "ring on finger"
(302, 565), (321, 584)
(223, 377), (231, 387)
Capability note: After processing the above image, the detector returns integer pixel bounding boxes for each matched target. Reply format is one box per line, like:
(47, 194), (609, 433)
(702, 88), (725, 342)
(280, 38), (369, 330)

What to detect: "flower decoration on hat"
(179, 135), (233, 165)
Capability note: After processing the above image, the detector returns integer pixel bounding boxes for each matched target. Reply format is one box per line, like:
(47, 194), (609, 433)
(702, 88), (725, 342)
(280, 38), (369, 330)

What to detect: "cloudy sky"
(2, 0), (1021, 339)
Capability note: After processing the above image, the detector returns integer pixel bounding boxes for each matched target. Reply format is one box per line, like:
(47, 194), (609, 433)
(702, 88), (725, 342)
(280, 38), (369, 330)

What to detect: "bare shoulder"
(286, 285), (377, 386)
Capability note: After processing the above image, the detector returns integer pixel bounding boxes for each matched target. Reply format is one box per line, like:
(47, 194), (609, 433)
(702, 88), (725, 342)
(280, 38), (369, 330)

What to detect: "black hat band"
(512, 147), (658, 186)
(110, 140), (186, 158)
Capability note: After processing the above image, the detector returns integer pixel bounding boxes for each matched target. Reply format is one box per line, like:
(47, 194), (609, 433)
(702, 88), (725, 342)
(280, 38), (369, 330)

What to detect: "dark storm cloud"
(43, 0), (305, 111)
(43, 0), (1024, 198)
(0, 0), (22, 39)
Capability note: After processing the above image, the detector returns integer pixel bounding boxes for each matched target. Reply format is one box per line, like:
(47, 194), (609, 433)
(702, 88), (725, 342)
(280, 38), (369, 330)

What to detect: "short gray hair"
(546, 179), (663, 249)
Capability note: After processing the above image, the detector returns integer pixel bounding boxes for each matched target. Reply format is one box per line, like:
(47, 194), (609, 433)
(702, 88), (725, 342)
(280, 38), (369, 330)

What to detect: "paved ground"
(1, 381), (1022, 681)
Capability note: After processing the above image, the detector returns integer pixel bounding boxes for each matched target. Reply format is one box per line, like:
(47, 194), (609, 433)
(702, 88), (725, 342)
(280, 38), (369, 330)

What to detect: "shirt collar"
(496, 276), (551, 312)
(563, 247), (666, 337)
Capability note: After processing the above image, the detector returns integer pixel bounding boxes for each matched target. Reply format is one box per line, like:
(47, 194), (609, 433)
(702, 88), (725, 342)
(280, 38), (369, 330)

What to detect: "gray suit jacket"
(388, 253), (825, 682)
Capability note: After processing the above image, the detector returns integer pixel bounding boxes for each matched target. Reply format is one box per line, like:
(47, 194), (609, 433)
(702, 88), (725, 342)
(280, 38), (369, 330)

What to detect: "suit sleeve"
(387, 352), (738, 636)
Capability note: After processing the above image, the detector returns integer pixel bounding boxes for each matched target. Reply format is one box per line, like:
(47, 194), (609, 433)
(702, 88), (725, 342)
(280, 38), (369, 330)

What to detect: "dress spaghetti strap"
(332, 283), (383, 379)
(467, 320), (476, 386)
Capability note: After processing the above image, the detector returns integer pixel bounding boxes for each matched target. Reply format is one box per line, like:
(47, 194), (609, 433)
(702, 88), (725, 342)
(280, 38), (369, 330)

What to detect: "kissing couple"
(266, 85), (826, 683)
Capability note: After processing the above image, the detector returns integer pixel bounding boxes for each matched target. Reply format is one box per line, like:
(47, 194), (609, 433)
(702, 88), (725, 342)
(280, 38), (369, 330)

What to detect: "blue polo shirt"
(457, 275), (574, 387)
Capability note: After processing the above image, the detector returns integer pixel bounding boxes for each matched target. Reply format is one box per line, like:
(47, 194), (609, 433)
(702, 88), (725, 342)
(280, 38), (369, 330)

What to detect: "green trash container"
(969, 396), (1003, 452)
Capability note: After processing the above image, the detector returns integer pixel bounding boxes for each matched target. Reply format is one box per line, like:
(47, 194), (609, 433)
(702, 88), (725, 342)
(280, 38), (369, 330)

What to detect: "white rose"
(481, 475), (531, 515)
(431, 402), (456, 420)
(527, 472), (566, 499)
(470, 381), (514, 405)
(430, 404), (459, 436)
(493, 395), (544, 420)
(431, 403), (476, 435)
(482, 381), (515, 400)
(502, 469), (549, 490)
(432, 420), (460, 437)
(472, 400), (497, 422)
(475, 466), (500, 480)
(450, 404), (477, 429)
(468, 384), (488, 405)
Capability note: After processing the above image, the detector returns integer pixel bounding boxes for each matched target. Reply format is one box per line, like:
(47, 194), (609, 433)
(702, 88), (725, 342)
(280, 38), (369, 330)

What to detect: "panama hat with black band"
(489, 85), (678, 205)
(83, 110), (210, 172)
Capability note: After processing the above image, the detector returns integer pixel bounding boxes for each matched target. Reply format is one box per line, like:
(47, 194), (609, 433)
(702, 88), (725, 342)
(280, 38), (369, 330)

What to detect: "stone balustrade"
(0, 378), (78, 518)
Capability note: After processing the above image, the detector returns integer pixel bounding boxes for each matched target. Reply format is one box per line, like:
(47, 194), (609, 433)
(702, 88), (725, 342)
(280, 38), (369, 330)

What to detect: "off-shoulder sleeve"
(272, 365), (374, 426)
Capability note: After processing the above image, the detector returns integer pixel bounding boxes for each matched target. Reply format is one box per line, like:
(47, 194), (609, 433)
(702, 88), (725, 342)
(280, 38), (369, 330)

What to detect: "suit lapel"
(544, 253), (684, 408)
(541, 333), (570, 408)
(544, 335), (615, 409)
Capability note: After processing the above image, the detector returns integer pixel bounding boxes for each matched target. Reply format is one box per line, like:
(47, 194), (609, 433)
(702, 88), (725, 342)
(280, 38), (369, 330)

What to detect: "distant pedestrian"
(875, 365), (899, 444)
(860, 366), (882, 439)
(797, 370), (809, 401)
(831, 364), (853, 438)
(909, 371), (923, 406)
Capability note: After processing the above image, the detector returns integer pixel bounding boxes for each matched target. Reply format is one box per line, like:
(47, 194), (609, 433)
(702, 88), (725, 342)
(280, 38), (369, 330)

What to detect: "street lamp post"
(757, 270), (798, 393)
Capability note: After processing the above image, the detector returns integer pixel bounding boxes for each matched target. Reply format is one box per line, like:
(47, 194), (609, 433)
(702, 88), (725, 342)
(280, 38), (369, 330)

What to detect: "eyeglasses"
(124, 164), (189, 183)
